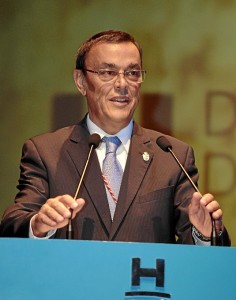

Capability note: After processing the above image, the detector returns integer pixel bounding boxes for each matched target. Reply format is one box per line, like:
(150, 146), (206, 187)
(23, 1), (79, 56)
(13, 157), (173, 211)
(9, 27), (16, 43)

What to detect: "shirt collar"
(86, 114), (133, 152)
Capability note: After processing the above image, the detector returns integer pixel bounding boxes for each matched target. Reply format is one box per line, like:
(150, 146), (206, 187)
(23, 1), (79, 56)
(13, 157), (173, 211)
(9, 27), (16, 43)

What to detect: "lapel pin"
(142, 151), (150, 162)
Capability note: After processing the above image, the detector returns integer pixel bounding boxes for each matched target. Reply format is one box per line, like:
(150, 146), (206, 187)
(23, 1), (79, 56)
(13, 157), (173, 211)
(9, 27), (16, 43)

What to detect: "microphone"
(66, 133), (101, 239)
(156, 136), (217, 246)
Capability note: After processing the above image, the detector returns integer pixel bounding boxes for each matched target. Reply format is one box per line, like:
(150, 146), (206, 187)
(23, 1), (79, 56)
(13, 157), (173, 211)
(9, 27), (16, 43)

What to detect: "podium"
(0, 238), (235, 300)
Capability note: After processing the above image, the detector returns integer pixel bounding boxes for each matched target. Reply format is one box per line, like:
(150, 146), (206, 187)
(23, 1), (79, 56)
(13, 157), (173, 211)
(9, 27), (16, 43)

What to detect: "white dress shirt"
(86, 114), (133, 172)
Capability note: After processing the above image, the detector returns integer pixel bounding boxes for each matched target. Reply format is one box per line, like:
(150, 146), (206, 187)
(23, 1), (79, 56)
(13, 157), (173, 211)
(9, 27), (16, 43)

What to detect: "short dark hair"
(75, 30), (142, 71)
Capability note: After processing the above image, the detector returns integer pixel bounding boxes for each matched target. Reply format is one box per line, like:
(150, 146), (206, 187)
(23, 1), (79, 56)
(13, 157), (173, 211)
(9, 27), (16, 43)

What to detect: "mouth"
(110, 97), (129, 104)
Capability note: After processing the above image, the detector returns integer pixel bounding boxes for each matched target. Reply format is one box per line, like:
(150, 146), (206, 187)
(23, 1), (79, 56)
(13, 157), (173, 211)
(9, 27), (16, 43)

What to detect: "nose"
(114, 72), (128, 90)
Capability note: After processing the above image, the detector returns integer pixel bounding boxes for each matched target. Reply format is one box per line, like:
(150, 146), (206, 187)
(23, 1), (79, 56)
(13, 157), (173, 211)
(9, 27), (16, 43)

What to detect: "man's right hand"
(31, 195), (86, 237)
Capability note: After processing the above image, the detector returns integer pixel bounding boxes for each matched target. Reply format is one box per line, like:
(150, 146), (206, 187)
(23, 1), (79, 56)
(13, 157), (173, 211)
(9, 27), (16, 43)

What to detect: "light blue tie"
(102, 136), (123, 219)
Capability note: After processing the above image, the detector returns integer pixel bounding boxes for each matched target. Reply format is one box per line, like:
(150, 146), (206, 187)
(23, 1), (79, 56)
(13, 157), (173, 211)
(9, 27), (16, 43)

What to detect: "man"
(0, 30), (230, 245)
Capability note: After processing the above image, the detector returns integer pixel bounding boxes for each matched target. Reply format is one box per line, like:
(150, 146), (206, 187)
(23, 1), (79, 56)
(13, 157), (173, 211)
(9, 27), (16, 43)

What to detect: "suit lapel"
(66, 121), (112, 234)
(109, 123), (154, 240)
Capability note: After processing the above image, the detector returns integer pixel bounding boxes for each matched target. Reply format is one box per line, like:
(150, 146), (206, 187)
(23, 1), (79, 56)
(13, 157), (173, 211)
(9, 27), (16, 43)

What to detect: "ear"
(74, 69), (87, 96)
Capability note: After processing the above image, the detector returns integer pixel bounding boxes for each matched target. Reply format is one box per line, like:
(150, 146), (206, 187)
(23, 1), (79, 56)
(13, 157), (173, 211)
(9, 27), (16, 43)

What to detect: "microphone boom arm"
(156, 136), (217, 246)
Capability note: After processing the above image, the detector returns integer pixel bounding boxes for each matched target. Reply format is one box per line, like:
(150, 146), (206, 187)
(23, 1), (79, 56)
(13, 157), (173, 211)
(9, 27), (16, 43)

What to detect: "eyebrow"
(99, 63), (141, 69)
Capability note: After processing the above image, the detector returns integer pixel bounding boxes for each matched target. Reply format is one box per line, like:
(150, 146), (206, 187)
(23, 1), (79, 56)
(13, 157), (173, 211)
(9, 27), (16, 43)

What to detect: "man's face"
(75, 42), (142, 134)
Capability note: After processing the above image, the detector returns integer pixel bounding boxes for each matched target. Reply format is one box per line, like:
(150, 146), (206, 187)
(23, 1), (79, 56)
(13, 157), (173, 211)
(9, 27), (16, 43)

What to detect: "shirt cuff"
(29, 215), (56, 239)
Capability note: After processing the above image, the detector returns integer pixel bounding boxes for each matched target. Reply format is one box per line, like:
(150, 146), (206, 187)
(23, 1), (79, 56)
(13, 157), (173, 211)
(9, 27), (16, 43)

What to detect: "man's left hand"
(188, 192), (223, 238)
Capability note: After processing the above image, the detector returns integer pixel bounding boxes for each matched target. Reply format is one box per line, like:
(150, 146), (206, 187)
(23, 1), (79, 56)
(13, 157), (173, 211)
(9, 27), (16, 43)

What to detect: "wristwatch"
(192, 226), (211, 242)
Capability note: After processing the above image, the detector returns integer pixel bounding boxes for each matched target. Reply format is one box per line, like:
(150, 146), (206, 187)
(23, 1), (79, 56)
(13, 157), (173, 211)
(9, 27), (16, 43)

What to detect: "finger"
(203, 200), (221, 214)
(211, 208), (223, 220)
(192, 192), (202, 202)
(36, 212), (58, 228)
(41, 204), (68, 223)
(199, 193), (214, 206)
(46, 199), (71, 219)
(71, 198), (86, 219)
(189, 192), (202, 214)
(57, 194), (79, 210)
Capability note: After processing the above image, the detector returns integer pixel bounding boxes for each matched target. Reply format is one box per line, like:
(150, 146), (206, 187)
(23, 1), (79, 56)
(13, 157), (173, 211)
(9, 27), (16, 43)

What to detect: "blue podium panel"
(0, 239), (235, 300)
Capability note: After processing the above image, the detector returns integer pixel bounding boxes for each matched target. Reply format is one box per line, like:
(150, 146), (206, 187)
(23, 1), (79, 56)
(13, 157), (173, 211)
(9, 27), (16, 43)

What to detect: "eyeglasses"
(84, 68), (146, 83)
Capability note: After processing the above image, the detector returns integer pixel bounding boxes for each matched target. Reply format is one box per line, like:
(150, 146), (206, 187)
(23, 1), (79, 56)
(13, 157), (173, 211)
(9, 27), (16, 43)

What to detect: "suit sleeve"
(174, 145), (231, 246)
(173, 145), (198, 244)
(0, 139), (49, 237)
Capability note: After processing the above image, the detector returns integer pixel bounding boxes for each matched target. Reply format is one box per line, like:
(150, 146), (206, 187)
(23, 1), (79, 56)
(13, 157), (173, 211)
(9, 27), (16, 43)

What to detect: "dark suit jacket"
(0, 118), (231, 245)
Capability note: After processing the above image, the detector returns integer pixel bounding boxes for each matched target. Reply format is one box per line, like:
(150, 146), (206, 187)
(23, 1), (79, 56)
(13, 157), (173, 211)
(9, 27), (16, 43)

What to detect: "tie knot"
(103, 136), (121, 154)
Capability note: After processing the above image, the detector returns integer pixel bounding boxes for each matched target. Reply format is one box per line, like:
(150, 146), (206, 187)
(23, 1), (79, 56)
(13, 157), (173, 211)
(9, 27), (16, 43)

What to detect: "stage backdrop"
(0, 0), (235, 245)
